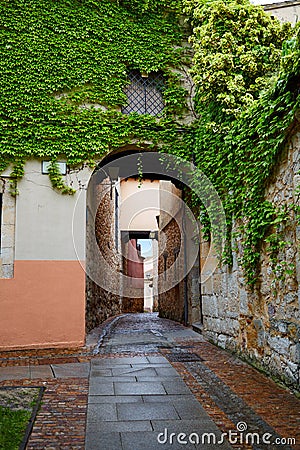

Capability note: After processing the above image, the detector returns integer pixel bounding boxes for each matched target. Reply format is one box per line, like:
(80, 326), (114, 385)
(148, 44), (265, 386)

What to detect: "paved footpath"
(0, 313), (299, 450)
(86, 355), (231, 450)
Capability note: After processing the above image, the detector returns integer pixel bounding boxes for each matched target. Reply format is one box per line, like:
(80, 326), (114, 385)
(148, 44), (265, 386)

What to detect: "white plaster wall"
(120, 178), (159, 231)
(15, 160), (92, 261)
(251, 0), (300, 25)
(265, 3), (300, 24)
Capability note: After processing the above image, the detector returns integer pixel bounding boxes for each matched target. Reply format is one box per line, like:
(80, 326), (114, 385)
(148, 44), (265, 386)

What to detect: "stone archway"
(84, 149), (201, 334)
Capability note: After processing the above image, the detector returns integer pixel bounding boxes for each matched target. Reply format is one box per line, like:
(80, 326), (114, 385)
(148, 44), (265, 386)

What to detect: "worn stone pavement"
(0, 313), (299, 450)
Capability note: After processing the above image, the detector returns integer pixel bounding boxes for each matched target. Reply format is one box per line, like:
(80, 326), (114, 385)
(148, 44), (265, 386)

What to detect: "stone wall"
(0, 177), (16, 279)
(158, 179), (201, 325)
(158, 216), (185, 322)
(202, 127), (300, 390)
(86, 176), (122, 331)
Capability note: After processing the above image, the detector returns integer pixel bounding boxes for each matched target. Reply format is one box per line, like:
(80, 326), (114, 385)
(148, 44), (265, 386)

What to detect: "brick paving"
(0, 313), (299, 449)
(0, 378), (88, 449)
(162, 341), (300, 450)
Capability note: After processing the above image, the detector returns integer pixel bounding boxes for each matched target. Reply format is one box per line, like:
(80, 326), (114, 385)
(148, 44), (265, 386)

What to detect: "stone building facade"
(201, 125), (300, 390)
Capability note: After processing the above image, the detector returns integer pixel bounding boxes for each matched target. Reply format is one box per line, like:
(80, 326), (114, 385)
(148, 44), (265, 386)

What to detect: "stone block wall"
(201, 128), (300, 390)
(158, 179), (201, 325)
(0, 177), (16, 279)
(158, 214), (200, 325)
(158, 215), (185, 322)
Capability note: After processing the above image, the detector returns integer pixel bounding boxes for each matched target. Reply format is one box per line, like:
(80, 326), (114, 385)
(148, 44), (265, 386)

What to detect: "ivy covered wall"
(0, 0), (190, 181)
(0, 0), (300, 383)
(1, 0), (299, 276)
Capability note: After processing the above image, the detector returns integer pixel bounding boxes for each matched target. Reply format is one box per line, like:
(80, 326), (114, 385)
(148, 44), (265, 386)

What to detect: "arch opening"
(85, 149), (202, 333)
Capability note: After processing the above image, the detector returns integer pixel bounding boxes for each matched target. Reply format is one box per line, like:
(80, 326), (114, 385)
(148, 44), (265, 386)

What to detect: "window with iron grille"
(122, 70), (165, 116)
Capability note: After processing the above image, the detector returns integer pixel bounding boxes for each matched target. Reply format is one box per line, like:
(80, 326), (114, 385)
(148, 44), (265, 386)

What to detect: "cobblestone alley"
(0, 313), (299, 449)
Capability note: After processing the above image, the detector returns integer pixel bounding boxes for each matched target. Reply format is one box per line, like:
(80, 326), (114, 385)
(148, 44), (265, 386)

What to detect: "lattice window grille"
(122, 70), (165, 116)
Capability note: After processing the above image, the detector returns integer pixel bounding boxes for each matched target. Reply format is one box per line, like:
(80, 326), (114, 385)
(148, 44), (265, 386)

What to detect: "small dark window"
(163, 251), (168, 280)
(173, 247), (180, 281)
(122, 70), (164, 116)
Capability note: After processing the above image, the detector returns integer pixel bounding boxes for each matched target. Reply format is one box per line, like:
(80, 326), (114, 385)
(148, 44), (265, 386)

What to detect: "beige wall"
(264, 1), (300, 25)
(251, 0), (300, 25)
(14, 160), (90, 261)
(0, 178), (16, 279)
(120, 178), (159, 231)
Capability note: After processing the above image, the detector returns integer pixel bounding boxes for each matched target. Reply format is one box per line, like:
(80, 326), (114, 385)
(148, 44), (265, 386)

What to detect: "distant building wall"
(264, 1), (300, 25)
(122, 238), (144, 313)
(120, 178), (159, 231)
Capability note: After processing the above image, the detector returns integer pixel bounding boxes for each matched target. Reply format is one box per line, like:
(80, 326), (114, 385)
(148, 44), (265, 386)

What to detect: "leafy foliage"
(185, 0), (300, 283)
(0, 0), (187, 177)
(184, 0), (291, 115)
(1, 0), (300, 285)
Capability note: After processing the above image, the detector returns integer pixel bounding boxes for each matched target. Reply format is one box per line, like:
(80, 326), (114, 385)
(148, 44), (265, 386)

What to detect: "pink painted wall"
(126, 239), (144, 288)
(0, 260), (85, 350)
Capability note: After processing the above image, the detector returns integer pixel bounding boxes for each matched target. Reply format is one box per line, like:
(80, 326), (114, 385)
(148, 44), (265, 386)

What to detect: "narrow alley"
(0, 313), (299, 449)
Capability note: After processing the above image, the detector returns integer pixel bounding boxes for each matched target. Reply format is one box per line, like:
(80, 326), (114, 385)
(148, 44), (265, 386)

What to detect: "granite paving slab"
(91, 376), (137, 383)
(162, 380), (192, 395)
(87, 404), (118, 422)
(111, 367), (157, 376)
(142, 394), (195, 402)
(90, 368), (112, 376)
(86, 432), (122, 450)
(152, 420), (233, 449)
(86, 420), (153, 433)
(117, 402), (180, 421)
(147, 356), (169, 364)
(93, 357), (150, 365)
(51, 362), (90, 378)
(136, 376), (181, 382)
(0, 365), (30, 381)
(114, 381), (166, 396)
(120, 431), (197, 450)
(88, 395), (144, 404)
(85, 353), (233, 450)
(89, 382), (114, 396)
(29, 365), (54, 379)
